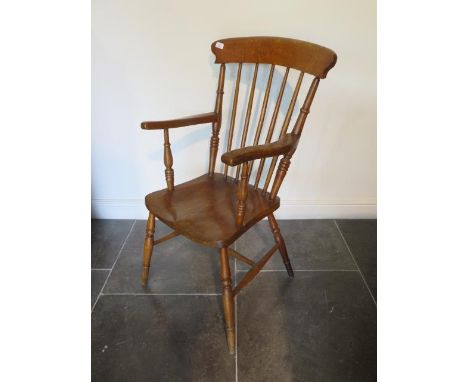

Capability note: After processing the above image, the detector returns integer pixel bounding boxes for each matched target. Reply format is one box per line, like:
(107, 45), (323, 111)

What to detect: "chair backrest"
(208, 36), (337, 197)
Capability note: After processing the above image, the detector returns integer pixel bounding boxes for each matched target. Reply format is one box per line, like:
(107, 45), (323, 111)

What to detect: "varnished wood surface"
(269, 154), (292, 200)
(153, 230), (179, 245)
(211, 36), (337, 78)
(291, 77), (320, 135)
(235, 63), (259, 181)
(140, 36), (337, 353)
(235, 163), (249, 225)
(227, 248), (256, 267)
(163, 128), (174, 191)
(224, 63), (243, 177)
(254, 67), (289, 189)
(141, 112), (218, 130)
(248, 64), (275, 181)
(262, 71), (304, 191)
(141, 213), (155, 285)
(208, 64), (226, 175)
(268, 214), (294, 277)
(221, 134), (298, 166)
(232, 243), (279, 296)
(220, 247), (235, 354)
(145, 173), (279, 248)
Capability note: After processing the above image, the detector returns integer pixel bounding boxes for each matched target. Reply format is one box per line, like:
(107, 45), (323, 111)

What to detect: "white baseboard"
(91, 198), (376, 219)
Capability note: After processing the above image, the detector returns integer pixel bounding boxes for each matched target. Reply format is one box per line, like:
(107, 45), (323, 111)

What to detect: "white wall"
(92, 0), (376, 219)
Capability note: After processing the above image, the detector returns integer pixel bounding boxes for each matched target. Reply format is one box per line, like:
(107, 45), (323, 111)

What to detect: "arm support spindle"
(236, 163), (249, 225)
(141, 111), (218, 191)
(163, 128), (174, 191)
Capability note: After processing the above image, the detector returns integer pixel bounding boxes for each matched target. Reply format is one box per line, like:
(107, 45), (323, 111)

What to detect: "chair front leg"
(141, 212), (156, 285)
(268, 214), (294, 278)
(220, 247), (236, 354)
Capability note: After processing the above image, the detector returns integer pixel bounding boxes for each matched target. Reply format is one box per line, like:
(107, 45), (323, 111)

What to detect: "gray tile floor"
(92, 219), (376, 381)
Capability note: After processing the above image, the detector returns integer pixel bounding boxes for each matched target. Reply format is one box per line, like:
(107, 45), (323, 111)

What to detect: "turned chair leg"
(141, 212), (156, 285)
(268, 214), (294, 278)
(220, 247), (236, 354)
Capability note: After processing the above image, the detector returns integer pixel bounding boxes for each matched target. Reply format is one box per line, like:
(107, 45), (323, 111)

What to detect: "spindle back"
(208, 36), (337, 196)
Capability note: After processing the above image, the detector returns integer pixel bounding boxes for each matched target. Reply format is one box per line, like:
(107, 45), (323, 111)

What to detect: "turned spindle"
(269, 153), (292, 200)
(235, 63), (258, 181)
(248, 64), (275, 181)
(254, 68), (289, 189)
(224, 63), (243, 178)
(163, 128), (174, 191)
(291, 77), (320, 136)
(262, 72), (304, 193)
(209, 64), (225, 175)
(267, 78), (320, 199)
(220, 247), (235, 354)
(235, 162), (249, 225)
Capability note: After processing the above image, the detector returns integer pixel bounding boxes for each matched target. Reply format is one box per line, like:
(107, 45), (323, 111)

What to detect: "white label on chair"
(215, 41), (224, 49)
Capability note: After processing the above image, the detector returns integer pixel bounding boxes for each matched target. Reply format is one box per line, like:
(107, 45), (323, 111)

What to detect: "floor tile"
(236, 220), (356, 271)
(92, 219), (134, 268)
(104, 220), (233, 294)
(122, 220), (172, 251)
(236, 271), (376, 382)
(92, 270), (109, 307)
(92, 295), (235, 381)
(336, 220), (377, 300)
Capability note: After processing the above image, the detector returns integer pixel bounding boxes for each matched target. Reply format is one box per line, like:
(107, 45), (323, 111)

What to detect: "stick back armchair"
(140, 36), (337, 354)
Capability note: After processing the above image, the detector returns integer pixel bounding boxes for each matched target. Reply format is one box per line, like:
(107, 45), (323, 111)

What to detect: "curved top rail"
(211, 36), (337, 78)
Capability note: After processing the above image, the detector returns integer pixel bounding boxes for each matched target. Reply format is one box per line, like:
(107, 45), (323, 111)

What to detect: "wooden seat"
(140, 36), (337, 354)
(145, 173), (279, 248)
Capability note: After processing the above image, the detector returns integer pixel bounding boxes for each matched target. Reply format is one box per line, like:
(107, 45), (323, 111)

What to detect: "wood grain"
(140, 36), (337, 354)
(209, 64), (226, 175)
(211, 36), (337, 78)
(141, 213), (155, 285)
(263, 71), (304, 193)
(221, 133), (298, 166)
(163, 128), (174, 191)
(236, 163), (249, 225)
(142, 112), (218, 130)
(235, 63), (258, 181)
(224, 63), (243, 178)
(254, 67), (289, 189)
(220, 247), (235, 354)
(268, 214), (294, 277)
(145, 173), (279, 248)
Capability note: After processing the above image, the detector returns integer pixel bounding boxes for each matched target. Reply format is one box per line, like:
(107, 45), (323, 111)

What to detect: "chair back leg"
(220, 247), (236, 354)
(142, 212), (156, 285)
(268, 214), (294, 278)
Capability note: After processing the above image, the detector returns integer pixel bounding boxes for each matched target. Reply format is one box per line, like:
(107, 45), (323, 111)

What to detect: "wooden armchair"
(140, 36), (337, 354)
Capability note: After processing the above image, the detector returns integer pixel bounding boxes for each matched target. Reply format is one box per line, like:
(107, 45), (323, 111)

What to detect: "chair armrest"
(221, 134), (299, 166)
(141, 112), (219, 130)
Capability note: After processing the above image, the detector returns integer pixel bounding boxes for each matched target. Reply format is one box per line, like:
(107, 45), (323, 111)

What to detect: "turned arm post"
(235, 162), (249, 225)
(209, 64), (226, 175)
(163, 128), (174, 191)
(269, 152), (292, 200)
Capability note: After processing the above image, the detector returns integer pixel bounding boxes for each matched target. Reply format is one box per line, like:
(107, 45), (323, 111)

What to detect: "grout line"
(236, 269), (359, 272)
(334, 220), (377, 306)
(234, 241), (238, 382)
(91, 268), (112, 271)
(101, 292), (221, 296)
(92, 220), (136, 312)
